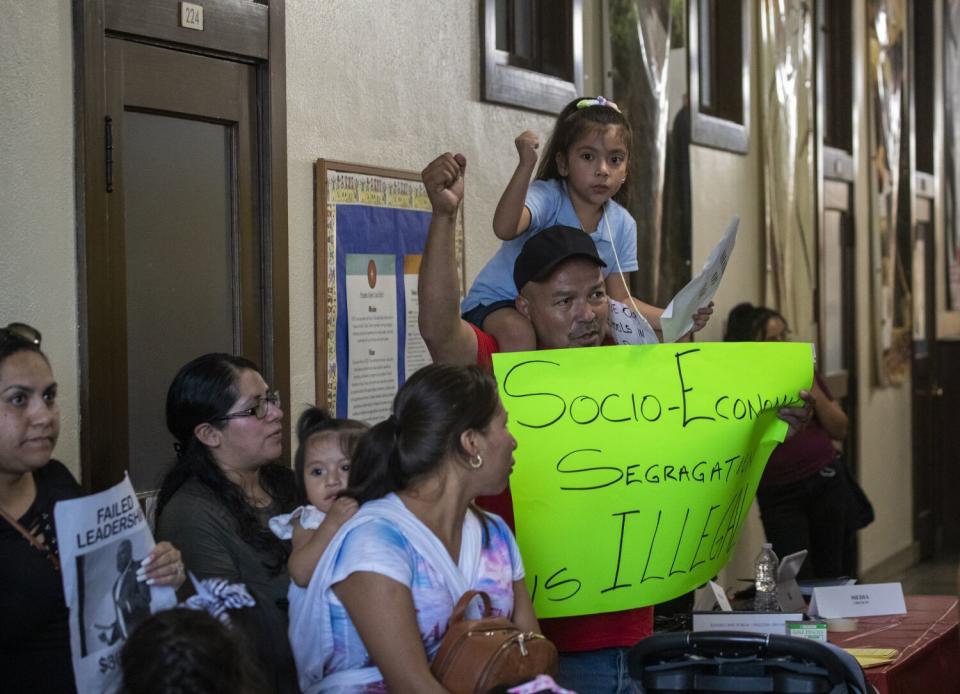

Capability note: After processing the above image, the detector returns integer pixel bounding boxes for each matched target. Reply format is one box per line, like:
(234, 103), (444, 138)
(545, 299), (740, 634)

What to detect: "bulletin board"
(315, 159), (465, 423)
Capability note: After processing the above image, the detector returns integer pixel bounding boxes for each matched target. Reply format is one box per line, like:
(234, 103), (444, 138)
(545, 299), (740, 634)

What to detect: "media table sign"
(808, 582), (907, 618)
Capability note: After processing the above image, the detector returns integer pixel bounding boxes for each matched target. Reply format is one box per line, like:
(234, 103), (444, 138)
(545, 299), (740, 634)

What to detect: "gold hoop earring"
(469, 453), (483, 469)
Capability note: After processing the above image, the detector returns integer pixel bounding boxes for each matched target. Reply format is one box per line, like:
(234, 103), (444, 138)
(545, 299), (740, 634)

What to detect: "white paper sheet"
(54, 475), (176, 693)
(345, 253), (399, 424)
(660, 217), (739, 343)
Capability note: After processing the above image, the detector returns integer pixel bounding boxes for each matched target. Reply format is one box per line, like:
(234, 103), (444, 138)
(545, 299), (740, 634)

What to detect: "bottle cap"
(762, 542), (773, 549)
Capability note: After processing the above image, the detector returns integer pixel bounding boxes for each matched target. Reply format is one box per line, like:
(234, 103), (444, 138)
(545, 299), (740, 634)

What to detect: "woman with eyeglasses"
(155, 354), (297, 621)
(724, 304), (862, 579)
(0, 323), (185, 693)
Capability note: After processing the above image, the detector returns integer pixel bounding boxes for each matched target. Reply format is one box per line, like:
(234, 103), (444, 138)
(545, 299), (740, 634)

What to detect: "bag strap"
(0, 505), (57, 561)
(450, 589), (493, 622)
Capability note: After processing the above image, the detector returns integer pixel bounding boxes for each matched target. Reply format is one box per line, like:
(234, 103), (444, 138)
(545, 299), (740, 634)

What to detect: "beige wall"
(0, 0), (914, 578)
(0, 0), (80, 479)
(284, 0), (604, 419)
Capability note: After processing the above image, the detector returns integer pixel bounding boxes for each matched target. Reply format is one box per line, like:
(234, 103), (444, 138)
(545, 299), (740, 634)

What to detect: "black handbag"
(837, 453), (874, 530)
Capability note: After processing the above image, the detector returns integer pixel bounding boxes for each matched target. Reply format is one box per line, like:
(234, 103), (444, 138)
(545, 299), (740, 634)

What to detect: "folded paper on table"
(493, 341), (813, 618)
(661, 217), (739, 343)
(808, 582), (906, 619)
(693, 580), (733, 612)
(776, 549), (808, 612)
(844, 648), (899, 669)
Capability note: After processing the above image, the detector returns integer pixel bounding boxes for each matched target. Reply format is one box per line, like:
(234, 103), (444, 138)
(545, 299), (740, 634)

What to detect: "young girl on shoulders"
(462, 96), (706, 351)
(269, 408), (367, 587)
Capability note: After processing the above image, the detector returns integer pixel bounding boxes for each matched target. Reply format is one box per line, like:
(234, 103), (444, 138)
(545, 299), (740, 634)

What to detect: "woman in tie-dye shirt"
(288, 365), (540, 693)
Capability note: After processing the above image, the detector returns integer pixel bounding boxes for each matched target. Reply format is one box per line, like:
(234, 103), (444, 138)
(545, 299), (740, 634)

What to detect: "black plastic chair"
(628, 631), (872, 693)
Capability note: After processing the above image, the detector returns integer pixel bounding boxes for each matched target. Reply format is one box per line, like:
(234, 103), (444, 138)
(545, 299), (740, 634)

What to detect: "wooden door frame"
(73, 0), (289, 490)
(814, 0), (857, 428)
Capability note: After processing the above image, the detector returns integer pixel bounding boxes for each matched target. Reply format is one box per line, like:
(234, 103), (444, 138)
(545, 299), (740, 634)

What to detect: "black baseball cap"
(513, 225), (606, 291)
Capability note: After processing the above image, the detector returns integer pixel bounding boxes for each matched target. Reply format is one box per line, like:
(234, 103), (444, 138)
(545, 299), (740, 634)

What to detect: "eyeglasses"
(212, 390), (282, 422)
(0, 323), (42, 347)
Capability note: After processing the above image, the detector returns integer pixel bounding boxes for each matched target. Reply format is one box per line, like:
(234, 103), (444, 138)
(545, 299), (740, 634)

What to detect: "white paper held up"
(660, 217), (739, 343)
(54, 475), (177, 693)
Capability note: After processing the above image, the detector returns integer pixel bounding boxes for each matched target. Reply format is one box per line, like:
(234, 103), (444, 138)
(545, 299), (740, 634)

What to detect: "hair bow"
(181, 574), (256, 626)
(576, 96), (621, 113)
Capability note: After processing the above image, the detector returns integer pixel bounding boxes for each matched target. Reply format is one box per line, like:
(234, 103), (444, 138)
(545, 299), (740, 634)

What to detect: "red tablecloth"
(828, 595), (959, 694)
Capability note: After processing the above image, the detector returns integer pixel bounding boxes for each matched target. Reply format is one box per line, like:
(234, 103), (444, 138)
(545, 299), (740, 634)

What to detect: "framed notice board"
(315, 159), (465, 423)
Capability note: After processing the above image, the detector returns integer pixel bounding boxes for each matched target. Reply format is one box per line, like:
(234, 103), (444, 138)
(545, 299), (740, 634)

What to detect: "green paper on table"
(492, 342), (813, 618)
(844, 648), (899, 668)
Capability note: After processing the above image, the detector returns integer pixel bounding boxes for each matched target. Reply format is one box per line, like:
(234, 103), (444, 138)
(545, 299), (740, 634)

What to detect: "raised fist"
(421, 152), (466, 216)
(515, 130), (540, 168)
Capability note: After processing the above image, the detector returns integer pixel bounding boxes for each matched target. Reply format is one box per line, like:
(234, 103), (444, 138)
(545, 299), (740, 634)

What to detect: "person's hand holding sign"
(677, 301), (714, 341)
(779, 389), (815, 439)
(689, 302), (714, 334)
(138, 541), (186, 589)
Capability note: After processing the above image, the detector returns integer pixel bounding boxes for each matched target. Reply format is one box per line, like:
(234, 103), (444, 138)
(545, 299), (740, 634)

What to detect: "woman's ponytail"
(345, 364), (500, 504)
(347, 416), (406, 504)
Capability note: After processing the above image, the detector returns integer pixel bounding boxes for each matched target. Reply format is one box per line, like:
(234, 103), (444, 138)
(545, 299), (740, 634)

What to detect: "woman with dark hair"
(0, 323), (184, 694)
(725, 304), (855, 579)
(155, 353), (297, 617)
(724, 302), (791, 343)
(290, 363), (540, 693)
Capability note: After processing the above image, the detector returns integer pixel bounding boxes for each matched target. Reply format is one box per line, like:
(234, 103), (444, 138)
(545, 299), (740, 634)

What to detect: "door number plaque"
(180, 2), (204, 31)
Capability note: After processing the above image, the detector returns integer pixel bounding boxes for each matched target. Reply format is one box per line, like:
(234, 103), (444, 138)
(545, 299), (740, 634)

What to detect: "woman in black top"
(0, 323), (185, 693)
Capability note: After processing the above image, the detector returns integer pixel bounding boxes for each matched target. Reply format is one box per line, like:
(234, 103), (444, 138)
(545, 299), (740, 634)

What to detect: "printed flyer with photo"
(55, 476), (176, 693)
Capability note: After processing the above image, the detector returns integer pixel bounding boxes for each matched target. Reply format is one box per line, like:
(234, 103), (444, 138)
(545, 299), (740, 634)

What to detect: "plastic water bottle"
(753, 543), (781, 612)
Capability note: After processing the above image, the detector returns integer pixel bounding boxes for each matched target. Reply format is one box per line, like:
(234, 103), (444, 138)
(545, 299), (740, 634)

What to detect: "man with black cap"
(420, 154), (636, 363)
(418, 152), (812, 693)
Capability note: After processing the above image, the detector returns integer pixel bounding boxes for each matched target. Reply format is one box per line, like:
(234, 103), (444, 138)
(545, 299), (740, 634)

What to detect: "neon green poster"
(492, 342), (813, 618)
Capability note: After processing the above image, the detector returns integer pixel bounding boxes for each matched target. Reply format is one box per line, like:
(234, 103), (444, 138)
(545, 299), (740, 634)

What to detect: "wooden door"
(104, 40), (261, 492)
(76, 1), (289, 492)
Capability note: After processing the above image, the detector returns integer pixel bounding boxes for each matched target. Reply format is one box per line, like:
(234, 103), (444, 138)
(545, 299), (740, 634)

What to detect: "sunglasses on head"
(0, 323), (42, 347)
